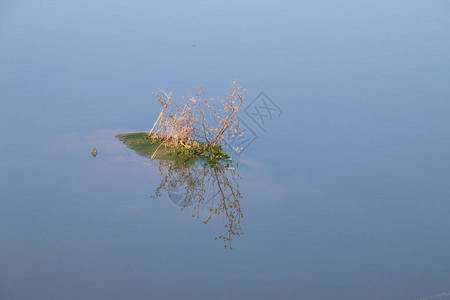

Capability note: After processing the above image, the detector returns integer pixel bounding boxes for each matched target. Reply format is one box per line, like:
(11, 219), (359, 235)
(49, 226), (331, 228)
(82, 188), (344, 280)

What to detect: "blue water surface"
(1, 1), (450, 299)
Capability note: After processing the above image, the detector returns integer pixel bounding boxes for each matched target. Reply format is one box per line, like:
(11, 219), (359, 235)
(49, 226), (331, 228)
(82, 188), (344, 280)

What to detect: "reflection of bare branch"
(151, 160), (243, 250)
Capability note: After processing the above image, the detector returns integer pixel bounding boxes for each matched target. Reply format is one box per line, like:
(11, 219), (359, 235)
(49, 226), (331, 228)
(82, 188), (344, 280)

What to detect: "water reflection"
(151, 160), (243, 250)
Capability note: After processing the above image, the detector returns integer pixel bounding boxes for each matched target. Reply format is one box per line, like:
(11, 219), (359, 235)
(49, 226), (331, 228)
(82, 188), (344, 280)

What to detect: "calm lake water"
(1, 1), (450, 299)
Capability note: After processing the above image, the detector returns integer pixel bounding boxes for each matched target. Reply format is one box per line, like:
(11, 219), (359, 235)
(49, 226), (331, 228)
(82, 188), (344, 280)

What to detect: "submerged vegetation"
(116, 132), (229, 165)
(117, 81), (245, 165)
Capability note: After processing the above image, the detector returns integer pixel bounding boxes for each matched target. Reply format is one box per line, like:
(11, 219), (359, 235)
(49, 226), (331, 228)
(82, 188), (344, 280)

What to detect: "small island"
(117, 81), (245, 166)
(116, 132), (229, 163)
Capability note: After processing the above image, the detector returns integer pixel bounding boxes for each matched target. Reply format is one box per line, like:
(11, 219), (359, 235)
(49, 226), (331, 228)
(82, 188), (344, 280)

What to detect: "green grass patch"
(115, 132), (230, 165)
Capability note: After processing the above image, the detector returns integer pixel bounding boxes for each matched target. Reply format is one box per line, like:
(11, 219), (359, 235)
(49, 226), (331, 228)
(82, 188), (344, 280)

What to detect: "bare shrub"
(148, 81), (245, 159)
